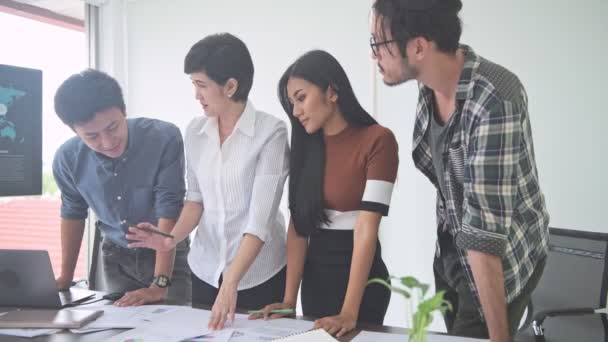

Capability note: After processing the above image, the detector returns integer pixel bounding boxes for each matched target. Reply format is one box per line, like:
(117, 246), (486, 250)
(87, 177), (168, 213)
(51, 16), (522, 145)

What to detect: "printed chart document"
(226, 318), (314, 341)
(102, 306), (315, 342)
(352, 330), (489, 341)
(186, 316), (314, 342)
(186, 328), (234, 342)
(106, 307), (213, 342)
(77, 304), (183, 329)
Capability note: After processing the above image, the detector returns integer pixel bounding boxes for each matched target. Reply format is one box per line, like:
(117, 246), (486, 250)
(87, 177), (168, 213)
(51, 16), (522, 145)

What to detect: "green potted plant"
(368, 276), (452, 342)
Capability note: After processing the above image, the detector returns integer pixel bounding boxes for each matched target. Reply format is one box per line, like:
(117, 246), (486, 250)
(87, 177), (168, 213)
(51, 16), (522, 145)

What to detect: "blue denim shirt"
(53, 118), (185, 247)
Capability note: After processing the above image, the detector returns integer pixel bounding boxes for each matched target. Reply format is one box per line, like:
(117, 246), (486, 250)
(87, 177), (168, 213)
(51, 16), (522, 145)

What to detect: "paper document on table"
(78, 304), (183, 328)
(184, 328), (234, 342)
(227, 317), (314, 341)
(180, 316), (307, 342)
(105, 306), (213, 342)
(0, 328), (61, 338)
(352, 330), (489, 341)
(274, 328), (337, 341)
(230, 316), (312, 330)
(265, 318), (314, 331)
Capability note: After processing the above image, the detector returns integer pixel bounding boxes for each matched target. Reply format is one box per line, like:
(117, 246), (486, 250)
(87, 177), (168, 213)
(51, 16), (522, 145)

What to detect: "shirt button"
(117, 196), (122, 200)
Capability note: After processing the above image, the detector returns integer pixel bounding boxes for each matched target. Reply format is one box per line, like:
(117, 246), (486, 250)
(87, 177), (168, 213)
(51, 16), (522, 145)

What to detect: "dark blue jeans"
(100, 237), (192, 304)
(434, 230), (546, 338)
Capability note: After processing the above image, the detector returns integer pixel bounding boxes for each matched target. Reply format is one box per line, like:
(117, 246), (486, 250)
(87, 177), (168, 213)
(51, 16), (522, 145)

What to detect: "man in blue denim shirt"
(52, 69), (191, 305)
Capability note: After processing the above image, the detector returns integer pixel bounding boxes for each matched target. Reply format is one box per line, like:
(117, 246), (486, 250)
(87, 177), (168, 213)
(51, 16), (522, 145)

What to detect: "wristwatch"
(152, 275), (172, 288)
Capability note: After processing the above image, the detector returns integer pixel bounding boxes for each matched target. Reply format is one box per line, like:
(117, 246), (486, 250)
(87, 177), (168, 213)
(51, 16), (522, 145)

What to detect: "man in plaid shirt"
(370, 1), (550, 341)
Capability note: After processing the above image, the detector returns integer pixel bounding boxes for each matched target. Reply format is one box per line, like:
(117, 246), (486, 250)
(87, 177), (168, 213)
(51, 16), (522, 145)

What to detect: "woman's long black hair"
(278, 50), (377, 236)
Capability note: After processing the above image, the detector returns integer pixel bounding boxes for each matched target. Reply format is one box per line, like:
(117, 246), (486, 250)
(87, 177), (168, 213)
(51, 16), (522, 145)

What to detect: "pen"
(247, 308), (295, 314)
(70, 293), (96, 304)
(130, 224), (175, 239)
(61, 293), (96, 308)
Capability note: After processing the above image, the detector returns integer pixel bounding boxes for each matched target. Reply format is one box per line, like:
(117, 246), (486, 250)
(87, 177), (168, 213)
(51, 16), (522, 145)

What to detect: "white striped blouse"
(184, 101), (289, 290)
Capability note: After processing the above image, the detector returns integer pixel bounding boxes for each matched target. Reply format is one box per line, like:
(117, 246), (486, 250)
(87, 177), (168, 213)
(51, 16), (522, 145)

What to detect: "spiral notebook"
(276, 328), (337, 341)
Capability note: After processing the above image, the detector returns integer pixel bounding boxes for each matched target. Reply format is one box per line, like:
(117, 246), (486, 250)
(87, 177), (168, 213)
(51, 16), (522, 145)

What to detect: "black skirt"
(301, 229), (391, 324)
(191, 267), (286, 310)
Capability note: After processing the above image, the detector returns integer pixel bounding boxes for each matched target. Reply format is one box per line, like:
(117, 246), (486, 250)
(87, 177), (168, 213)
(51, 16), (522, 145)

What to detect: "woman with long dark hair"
(251, 50), (399, 337)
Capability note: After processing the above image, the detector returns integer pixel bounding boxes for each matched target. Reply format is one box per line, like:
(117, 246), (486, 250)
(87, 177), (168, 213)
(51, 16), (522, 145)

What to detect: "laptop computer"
(0, 250), (94, 308)
(0, 308), (104, 328)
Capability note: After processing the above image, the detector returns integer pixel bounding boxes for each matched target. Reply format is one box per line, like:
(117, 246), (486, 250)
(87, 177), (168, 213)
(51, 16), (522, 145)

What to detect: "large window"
(0, 5), (88, 279)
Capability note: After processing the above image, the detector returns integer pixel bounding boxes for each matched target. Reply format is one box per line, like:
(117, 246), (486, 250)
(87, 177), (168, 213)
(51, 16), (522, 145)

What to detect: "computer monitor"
(0, 64), (42, 196)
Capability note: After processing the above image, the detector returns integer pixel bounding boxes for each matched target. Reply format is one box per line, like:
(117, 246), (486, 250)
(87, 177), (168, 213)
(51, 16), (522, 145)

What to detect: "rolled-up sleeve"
(53, 148), (88, 220)
(456, 100), (521, 256)
(185, 152), (203, 204)
(184, 121), (203, 204)
(153, 130), (186, 219)
(244, 122), (289, 242)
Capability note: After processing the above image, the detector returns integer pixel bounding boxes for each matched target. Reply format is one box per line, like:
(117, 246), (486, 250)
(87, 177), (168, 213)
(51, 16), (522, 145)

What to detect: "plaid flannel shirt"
(412, 45), (550, 317)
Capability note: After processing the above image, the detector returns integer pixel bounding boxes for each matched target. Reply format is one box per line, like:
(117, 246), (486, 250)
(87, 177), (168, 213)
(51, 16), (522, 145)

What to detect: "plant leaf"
(367, 278), (411, 299)
(398, 276), (430, 296)
(422, 292), (447, 311)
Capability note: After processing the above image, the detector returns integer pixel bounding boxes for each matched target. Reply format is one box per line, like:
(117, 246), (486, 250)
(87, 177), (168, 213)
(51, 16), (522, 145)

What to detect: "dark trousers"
(100, 238), (192, 304)
(191, 267), (286, 310)
(434, 252), (546, 339)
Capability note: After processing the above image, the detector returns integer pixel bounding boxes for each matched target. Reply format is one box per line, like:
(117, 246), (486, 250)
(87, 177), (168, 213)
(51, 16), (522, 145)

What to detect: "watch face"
(155, 275), (170, 288)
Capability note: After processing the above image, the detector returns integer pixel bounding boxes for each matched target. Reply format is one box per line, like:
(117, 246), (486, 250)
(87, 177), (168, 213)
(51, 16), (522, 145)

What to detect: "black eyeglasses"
(370, 36), (396, 57)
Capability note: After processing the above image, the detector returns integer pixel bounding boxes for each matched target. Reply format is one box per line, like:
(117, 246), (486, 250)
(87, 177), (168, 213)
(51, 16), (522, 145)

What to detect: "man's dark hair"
(54, 69), (126, 127)
(184, 33), (254, 102)
(373, 0), (463, 55)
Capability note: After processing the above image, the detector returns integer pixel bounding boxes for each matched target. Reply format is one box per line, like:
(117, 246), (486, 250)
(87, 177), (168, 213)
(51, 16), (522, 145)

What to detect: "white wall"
(121, 0), (374, 132)
(98, 0), (607, 332)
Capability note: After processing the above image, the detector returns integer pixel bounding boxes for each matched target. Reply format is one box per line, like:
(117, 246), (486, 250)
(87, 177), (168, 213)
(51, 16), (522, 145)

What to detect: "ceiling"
(11, 0), (85, 21)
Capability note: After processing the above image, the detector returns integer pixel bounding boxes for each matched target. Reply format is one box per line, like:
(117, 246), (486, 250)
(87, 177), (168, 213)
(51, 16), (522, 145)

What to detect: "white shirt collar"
(198, 100), (256, 138)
